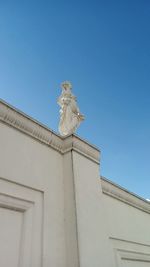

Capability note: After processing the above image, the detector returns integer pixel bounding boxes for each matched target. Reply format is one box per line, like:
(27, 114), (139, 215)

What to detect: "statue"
(57, 81), (84, 136)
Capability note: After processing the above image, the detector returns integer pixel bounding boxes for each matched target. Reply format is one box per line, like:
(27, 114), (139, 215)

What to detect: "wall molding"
(110, 238), (150, 266)
(0, 99), (100, 163)
(63, 135), (100, 163)
(0, 177), (43, 266)
(101, 177), (150, 214)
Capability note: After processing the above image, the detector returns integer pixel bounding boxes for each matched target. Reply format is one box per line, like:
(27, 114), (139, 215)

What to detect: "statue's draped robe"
(58, 91), (83, 136)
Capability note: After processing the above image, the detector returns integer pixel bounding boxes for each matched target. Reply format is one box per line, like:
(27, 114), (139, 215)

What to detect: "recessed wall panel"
(0, 178), (43, 267)
(0, 207), (23, 267)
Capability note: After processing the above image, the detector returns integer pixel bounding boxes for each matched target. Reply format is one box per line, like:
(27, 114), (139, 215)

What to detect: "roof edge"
(0, 99), (100, 163)
(101, 176), (150, 214)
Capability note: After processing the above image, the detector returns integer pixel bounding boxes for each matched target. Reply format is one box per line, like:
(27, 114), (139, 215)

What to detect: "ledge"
(101, 176), (150, 214)
(63, 134), (100, 163)
(0, 99), (100, 163)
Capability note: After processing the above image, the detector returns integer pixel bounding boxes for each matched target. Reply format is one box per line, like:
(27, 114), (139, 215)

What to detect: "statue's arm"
(57, 94), (64, 106)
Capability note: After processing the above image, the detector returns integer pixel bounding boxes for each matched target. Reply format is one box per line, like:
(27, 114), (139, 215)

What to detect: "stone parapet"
(0, 99), (100, 163)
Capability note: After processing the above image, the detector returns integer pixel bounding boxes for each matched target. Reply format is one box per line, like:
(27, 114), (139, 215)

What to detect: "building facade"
(0, 99), (150, 267)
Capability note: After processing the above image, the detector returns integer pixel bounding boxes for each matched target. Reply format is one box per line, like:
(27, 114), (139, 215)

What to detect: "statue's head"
(61, 81), (72, 91)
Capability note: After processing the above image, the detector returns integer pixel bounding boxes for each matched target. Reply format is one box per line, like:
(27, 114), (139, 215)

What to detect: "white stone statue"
(57, 81), (84, 136)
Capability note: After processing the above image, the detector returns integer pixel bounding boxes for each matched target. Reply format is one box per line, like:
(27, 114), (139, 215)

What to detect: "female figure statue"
(57, 81), (84, 136)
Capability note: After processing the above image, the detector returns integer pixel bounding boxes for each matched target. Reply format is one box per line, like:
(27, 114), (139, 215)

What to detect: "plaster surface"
(0, 99), (150, 267)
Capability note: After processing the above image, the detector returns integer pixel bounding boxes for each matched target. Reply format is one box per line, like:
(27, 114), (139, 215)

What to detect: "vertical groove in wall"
(71, 150), (80, 267)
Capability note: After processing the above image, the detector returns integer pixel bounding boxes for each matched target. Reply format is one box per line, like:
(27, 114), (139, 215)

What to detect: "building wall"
(101, 178), (150, 267)
(0, 99), (150, 267)
(0, 121), (66, 267)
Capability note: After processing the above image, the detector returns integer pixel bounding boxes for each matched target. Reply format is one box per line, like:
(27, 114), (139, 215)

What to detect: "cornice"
(62, 134), (100, 163)
(0, 99), (63, 152)
(0, 99), (100, 163)
(101, 176), (150, 214)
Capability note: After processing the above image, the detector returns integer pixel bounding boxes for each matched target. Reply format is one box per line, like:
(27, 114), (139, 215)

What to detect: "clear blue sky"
(0, 0), (150, 199)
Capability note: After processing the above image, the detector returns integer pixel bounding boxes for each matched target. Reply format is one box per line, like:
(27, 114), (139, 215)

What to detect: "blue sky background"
(0, 0), (150, 199)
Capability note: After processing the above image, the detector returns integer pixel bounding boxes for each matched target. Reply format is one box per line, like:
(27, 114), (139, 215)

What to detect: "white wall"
(103, 194), (150, 244)
(72, 151), (115, 267)
(101, 178), (150, 267)
(0, 122), (66, 267)
(0, 100), (150, 267)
